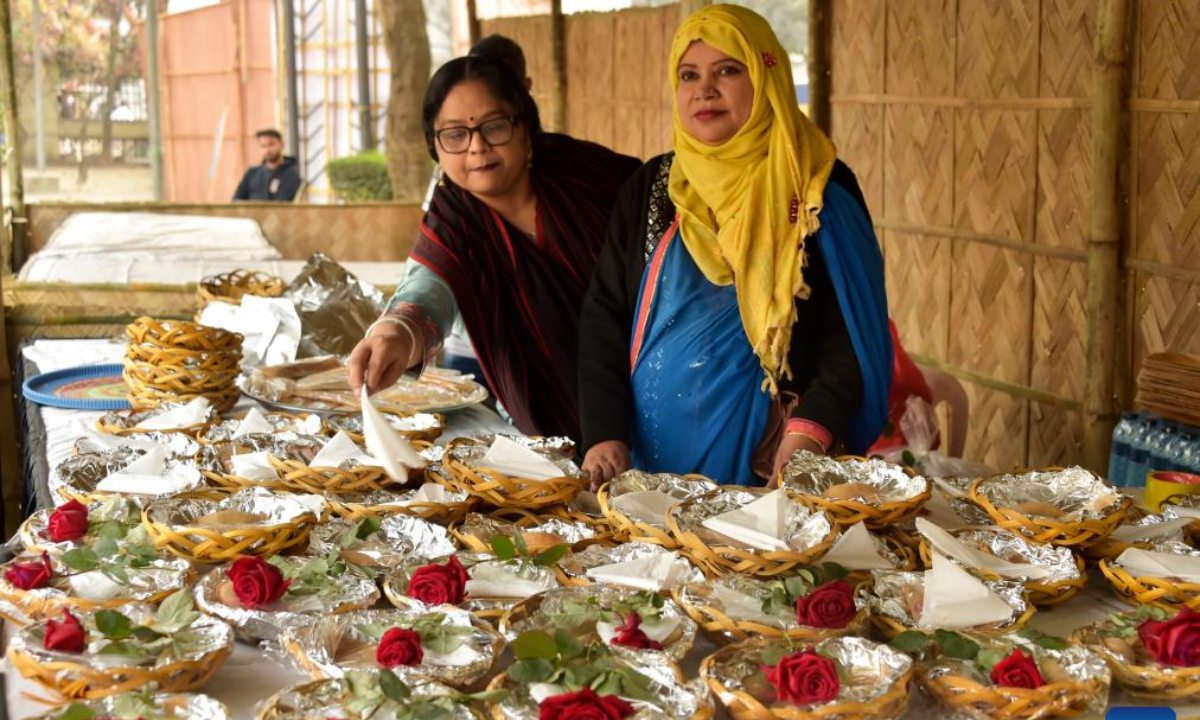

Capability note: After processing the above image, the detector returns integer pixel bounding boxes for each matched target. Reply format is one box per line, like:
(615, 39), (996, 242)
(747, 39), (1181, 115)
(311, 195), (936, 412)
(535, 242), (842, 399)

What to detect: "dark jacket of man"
(233, 157), (302, 201)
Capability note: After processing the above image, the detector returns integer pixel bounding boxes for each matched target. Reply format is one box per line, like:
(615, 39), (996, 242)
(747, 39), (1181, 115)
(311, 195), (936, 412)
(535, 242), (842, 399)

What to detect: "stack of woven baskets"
(195, 269), (285, 318)
(123, 316), (244, 412)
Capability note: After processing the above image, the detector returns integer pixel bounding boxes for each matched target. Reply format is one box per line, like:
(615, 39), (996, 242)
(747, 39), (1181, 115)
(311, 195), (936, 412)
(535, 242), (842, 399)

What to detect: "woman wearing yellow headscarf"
(578, 5), (892, 486)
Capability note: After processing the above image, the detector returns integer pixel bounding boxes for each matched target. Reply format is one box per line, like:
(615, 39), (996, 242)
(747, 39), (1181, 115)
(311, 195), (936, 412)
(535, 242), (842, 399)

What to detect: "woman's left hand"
(768, 434), (825, 488)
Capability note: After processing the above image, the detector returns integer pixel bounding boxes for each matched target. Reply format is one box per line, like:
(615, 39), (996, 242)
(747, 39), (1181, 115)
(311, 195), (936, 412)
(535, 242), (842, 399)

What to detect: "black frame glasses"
(434, 116), (521, 154)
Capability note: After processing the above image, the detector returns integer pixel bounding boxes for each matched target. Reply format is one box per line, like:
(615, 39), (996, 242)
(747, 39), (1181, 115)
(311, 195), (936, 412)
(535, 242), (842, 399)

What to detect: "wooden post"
(547, 0), (566, 133)
(807, 0), (832, 134)
(1083, 0), (1132, 475)
(465, 0), (481, 47)
(147, 0), (164, 200)
(0, 0), (22, 535)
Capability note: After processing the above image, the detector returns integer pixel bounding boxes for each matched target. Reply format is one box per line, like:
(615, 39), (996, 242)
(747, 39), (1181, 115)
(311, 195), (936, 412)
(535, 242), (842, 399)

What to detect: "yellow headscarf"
(668, 4), (837, 394)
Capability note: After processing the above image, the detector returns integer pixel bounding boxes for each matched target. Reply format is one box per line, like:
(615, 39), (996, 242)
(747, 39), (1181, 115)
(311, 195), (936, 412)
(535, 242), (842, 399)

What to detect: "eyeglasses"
(434, 116), (520, 154)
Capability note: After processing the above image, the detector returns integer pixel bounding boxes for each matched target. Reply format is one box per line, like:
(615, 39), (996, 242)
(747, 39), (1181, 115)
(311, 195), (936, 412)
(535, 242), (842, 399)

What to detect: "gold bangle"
(785, 431), (826, 449)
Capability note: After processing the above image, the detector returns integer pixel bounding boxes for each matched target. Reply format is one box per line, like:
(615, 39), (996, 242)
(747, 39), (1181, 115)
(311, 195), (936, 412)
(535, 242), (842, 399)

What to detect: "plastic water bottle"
(1176, 430), (1200, 474)
(1126, 415), (1158, 488)
(1161, 422), (1188, 472)
(1108, 412), (1136, 486)
(1148, 421), (1176, 474)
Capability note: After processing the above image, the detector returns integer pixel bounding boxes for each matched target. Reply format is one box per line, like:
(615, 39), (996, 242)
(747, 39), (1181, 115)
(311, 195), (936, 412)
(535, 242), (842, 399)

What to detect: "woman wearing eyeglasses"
(349, 55), (640, 440)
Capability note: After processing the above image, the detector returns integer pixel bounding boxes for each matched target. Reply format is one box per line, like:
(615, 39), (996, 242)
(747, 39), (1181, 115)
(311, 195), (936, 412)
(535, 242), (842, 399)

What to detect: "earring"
(527, 147), (533, 169)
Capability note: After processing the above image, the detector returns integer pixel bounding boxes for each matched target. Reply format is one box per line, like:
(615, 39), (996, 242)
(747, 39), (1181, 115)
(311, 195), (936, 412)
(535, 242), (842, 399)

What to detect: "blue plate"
(22, 363), (132, 410)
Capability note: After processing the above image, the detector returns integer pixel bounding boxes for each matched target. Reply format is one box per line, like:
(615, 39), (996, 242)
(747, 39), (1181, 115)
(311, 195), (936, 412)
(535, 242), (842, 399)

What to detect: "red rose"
(225, 556), (291, 609)
(610, 612), (664, 651)
(762, 649), (841, 705)
(376, 627), (424, 668)
(406, 556), (468, 605)
(1139, 608), (1200, 667)
(47, 500), (90, 542)
(44, 610), (87, 653)
(795, 580), (856, 629)
(989, 649), (1045, 689)
(6, 553), (53, 590)
(539, 687), (634, 720)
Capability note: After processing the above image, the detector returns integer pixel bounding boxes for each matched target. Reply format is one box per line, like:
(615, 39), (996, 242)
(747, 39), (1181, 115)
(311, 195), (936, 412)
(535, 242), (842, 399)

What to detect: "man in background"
(233, 129), (302, 201)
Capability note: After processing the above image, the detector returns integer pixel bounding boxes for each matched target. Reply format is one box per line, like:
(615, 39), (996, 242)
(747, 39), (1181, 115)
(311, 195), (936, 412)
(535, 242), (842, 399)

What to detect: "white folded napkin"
(480, 436), (565, 481)
(596, 616), (681, 645)
(701, 489), (789, 551)
(198, 296), (301, 367)
(819, 522), (896, 571)
(69, 571), (127, 602)
(918, 552), (1016, 629)
(309, 431), (377, 469)
(138, 397), (211, 430)
(585, 552), (695, 591)
(232, 407), (274, 438)
(401, 483), (457, 505)
(293, 493), (328, 518)
(75, 424), (160, 453)
(464, 562), (555, 599)
(1112, 517), (1195, 543)
(1115, 548), (1200, 583)
(916, 518), (1050, 580)
(710, 583), (776, 623)
(96, 446), (202, 495)
(231, 451), (279, 482)
(423, 641), (484, 667)
(610, 490), (678, 525)
(360, 386), (426, 483)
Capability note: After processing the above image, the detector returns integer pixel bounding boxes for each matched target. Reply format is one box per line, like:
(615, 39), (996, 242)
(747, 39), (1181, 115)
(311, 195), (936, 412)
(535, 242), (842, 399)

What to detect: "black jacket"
(577, 153), (871, 452)
(233, 157), (302, 201)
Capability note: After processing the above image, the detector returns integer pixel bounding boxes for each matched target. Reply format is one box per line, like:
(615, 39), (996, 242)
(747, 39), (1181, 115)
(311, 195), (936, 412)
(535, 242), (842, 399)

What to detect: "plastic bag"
(881, 396), (994, 479)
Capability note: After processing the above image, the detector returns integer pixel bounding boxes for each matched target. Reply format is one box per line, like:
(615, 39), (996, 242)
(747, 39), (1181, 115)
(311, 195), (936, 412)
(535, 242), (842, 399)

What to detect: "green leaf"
(95, 520), (128, 541)
(111, 688), (155, 719)
(131, 626), (163, 642)
(614, 667), (658, 702)
(532, 544), (569, 567)
(592, 671), (624, 697)
(422, 625), (471, 655)
(510, 630), (558, 660)
(784, 576), (811, 601)
(890, 631), (932, 653)
(155, 589), (199, 631)
(902, 450), (917, 467)
(563, 663), (603, 690)
(935, 630), (981, 660)
(56, 703), (96, 720)
(508, 657), (555, 683)
(512, 532), (529, 557)
(760, 645), (788, 667)
(976, 648), (1008, 674)
(93, 536), (120, 559)
(464, 689), (510, 703)
(344, 670), (384, 714)
(1035, 636), (1069, 651)
(95, 609), (133, 639)
(61, 548), (100, 572)
(124, 525), (150, 545)
(491, 535), (516, 561)
(101, 564), (131, 587)
(555, 629), (584, 659)
(97, 640), (141, 656)
(1135, 605), (1172, 622)
(821, 562), (849, 582)
(355, 623), (389, 641)
(796, 568), (816, 587)
(378, 668), (411, 702)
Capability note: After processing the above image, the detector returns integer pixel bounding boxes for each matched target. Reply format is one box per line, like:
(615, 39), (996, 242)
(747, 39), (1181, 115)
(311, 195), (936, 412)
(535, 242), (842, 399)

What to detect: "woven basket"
(868, 605), (1037, 642)
(142, 496), (317, 564)
(323, 412), (446, 445)
(6, 639), (231, 701)
(123, 317), (243, 413)
(665, 494), (837, 579)
(435, 441), (588, 510)
(95, 411), (214, 438)
(969, 473), (1131, 549)
(449, 508), (577, 553)
(269, 456), (406, 495)
(672, 587), (869, 646)
(125, 316), (243, 354)
(0, 570), (194, 626)
(701, 645), (912, 720)
(381, 576), (508, 626)
(596, 481), (705, 549)
(919, 667), (1106, 720)
(196, 270), (285, 314)
(1099, 559), (1200, 612)
(791, 457), (931, 531)
(324, 495), (474, 526)
(542, 504), (616, 541)
(916, 537), (1087, 608)
(199, 411), (321, 445)
(485, 671), (713, 720)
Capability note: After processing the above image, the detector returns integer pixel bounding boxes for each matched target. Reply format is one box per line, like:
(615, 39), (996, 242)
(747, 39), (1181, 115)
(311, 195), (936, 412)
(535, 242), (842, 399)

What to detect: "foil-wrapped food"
(200, 411), (324, 444)
(944, 527), (1083, 585)
(677, 574), (867, 637)
(325, 411), (445, 441)
(604, 471), (718, 527)
(73, 430), (201, 458)
(307, 515), (458, 570)
(862, 570), (1029, 633)
(782, 451), (930, 505)
(18, 496), (143, 553)
(97, 402), (218, 433)
(671, 488), (834, 555)
(51, 447), (207, 503)
(257, 675), (476, 720)
(447, 437), (582, 479)
(26, 692), (231, 720)
(457, 512), (595, 551)
(972, 467), (1124, 522)
(384, 552), (559, 619)
(556, 542), (702, 587)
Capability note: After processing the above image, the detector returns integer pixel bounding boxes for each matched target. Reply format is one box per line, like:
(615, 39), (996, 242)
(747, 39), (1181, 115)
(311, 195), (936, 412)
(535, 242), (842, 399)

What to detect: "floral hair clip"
(762, 52), (778, 68)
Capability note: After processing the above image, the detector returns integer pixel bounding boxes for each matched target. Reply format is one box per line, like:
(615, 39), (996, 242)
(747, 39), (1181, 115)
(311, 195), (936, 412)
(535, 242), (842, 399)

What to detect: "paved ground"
(2, 163), (155, 203)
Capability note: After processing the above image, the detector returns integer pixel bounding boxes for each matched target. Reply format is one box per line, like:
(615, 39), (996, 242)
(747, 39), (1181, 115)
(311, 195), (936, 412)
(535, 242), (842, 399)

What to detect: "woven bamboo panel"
(565, 15), (589, 138)
(1133, 273), (1200, 376)
(1136, 0), (1200, 101)
(949, 243), (1033, 385)
(884, 105), (953, 227)
(885, 0), (955, 96)
(1029, 403), (1084, 468)
(1039, 0), (1095, 98)
(1036, 110), (1090, 251)
(830, 104), (882, 220)
(1032, 257), (1087, 402)
(1134, 112), (1200, 270)
(954, 109), (1036, 241)
(884, 232), (950, 360)
(830, 0), (884, 95)
(961, 380), (1029, 471)
(955, 0), (1037, 98)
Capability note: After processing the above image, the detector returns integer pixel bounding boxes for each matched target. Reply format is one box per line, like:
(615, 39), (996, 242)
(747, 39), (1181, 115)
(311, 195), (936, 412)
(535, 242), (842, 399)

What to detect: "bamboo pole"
(547, 0), (566, 133)
(807, 0), (831, 133)
(0, 0), (27, 273)
(466, 0), (481, 47)
(1083, 0), (1132, 475)
(0, 0), (23, 534)
(148, 0), (164, 200)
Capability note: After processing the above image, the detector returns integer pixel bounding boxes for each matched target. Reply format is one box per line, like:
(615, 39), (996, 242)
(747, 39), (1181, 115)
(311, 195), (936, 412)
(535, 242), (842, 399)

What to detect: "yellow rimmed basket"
(484, 670), (714, 720)
(322, 412), (446, 445)
(324, 494), (475, 526)
(0, 566), (195, 626)
(1073, 620), (1200, 701)
(141, 493), (318, 564)
(432, 440), (588, 510)
(665, 491), (837, 579)
(195, 270), (285, 314)
(123, 317), (243, 413)
(198, 467), (288, 492)
(701, 642), (912, 720)
(268, 457), (411, 495)
(448, 508), (602, 553)
(671, 586), (869, 646)
(917, 536), (1087, 607)
(1098, 559), (1200, 612)
(860, 580), (1037, 642)
(968, 471), (1132, 549)
(789, 456), (931, 531)
(95, 410), (215, 438)
(381, 575), (509, 627)
(596, 479), (712, 549)
(919, 667), (1108, 720)
(198, 410), (322, 445)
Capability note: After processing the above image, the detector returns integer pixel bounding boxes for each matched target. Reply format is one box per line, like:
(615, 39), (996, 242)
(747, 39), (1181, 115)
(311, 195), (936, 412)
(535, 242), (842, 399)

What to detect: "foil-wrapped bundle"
(280, 607), (503, 689)
(18, 496), (143, 553)
(193, 434), (327, 477)
(308, 515), (457, 569)
(973, 466), (1124, 521)
(863, 570), (1029, 632)
(194, 555), (380, 642)
(931, 475), (993, 526)
(384, 553), (559, 619)
(671, 488), (833, 554)
(144, 486), (320, 529)
(51, 447), (207, 503)
(499, 585), (697, 662)
(257, 675), (476, 720)
(604, 471), (718, 527)
(25, 692), (231, 720)
(73, 431), (201, 458)
(284, 252), (386, 358)
(556, 542), (700, 585)
(950, 528), (1082, 584)
(677, 574), (867, 635)
(781, 451), (929, 504)
(200, 412), (324, 443)
(458, 512), (596, 549)
(98, 402), (218, 433)
(325, 411), (445, 439)
(447, 438), (582, 479)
